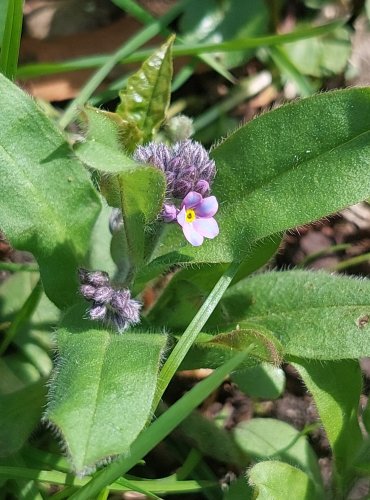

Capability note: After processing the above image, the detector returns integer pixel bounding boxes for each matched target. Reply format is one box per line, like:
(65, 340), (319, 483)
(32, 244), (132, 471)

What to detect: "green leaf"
(146, 236), (280, 329)
(0, 75), (101, 308)
(180, 325), (283, 370)
(0, 272), (58, 374)
(285, 26), (351, 77)
(231, 363), (285, 400)
(224, 477), (253, 500)
(180, 412), (248, 466)
(292, 358), (363, 495)
(75, 112), (166, 272)
(179, 0), (268, 69)
(116, 35), (175, 145)
(0, 332), (46, 457)
(0, 0), (9, 46)
(68, 351), (249, 500)
(234, 418), (323, 489)
(0, 379), (46, 456)
(151, 88), (370, 265)
(87, 201), (117, 277)
(45, 310), (167, 473)
(0, 0), (22, 79)
(208, 270), (370, 359)
(248, 461), (319, 500)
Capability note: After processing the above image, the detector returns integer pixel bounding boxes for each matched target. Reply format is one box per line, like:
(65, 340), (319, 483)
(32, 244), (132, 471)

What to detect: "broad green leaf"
(224, 477), (253, 500)
(0, 355), (40, 394)
(87, 201), (116, 277)
(234, 418), (323, 489)
(45, 310), (167, 473)
(0, 379), (46, 456)
(367, 0), (370, 21)
(0, 348), (46, 457)
(231, 363), (285, 400)
(146, 236), (280, 329)
(179, 0), (268, 69)
(180, 325), (283, 370)
(292, 358), (363, 494)
(180, 412), (248, 466)
(0, 74), (101, 308)
(0, 272), (58, 374)
(248, 461), (319, 500)
(285, 26), (351, 77)
(116, 35), (174, 145)
(75, 112), (166, 271)
(151, 88), (370, 265)
(207, 270), (370, 359)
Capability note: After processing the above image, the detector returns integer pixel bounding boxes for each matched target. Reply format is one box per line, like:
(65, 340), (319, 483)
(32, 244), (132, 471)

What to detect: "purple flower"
(79, 268), (142, 333)
(133, 140), (216, 200)
(177, 192), (219, 246)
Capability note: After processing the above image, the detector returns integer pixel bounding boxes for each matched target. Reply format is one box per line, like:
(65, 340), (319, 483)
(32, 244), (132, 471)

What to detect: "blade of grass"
(268, 45), (315, 97)
(0, 262), (39, 273)
(0, 0), (23, 79)
(17, 20), (344, 80)
(0, 278), (42, 356)
(0, 467), (216, 494)
(154, 260), (241, 408)
(193, 71), (272, 132)
(69, 349), (251, 500)
(58, 0), (191, 129)
(112, 0), (235, 83)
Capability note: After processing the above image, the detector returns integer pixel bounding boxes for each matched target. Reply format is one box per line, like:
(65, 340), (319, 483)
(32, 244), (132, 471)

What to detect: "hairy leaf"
(248, 461), (320, 500)
(292, 358), (363, 494)
(180, 325), (283, 370)
(75, 111), (166, 272)
(146, 236), (280, 328)
(151, 89), (370, 265)
(0, 75), (101, 308)
(207, 270), (370, 359)
(234, 418), (323, 489)
(45, 310), (167, 473)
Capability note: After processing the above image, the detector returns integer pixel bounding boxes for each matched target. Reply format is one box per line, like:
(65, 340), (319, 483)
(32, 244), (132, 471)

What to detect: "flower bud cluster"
(134, 140), (216, 200)
(78, 268), (141, 332)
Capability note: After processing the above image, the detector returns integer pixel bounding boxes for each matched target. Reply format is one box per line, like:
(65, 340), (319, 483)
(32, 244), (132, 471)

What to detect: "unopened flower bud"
(80, 284), (97, 300)
(194, 180), (210, 196)
(89, 304), (107, 321)
(78, 268), (142, 333)
(93, 286), (114, 304)
(162, 204), (178, 222)
(166, 114), (194, 142)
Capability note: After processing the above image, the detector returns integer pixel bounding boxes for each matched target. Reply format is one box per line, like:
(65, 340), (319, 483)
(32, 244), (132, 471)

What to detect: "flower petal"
(193, 217), (219, 239)
(177, 206), (187, 227)
(181, 191), (202, 209)
(195, 196), (218, 218)
(182, 222), (204, 246)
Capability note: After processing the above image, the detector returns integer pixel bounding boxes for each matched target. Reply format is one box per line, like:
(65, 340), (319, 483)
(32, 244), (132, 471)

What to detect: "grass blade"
(0, 0), (23, 79)
(17, 20), (344, 80)
(58, 0), (190, 129)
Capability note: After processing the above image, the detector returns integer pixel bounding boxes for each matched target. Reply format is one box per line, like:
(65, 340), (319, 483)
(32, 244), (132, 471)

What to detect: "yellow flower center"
(185, 208), (196, 223)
